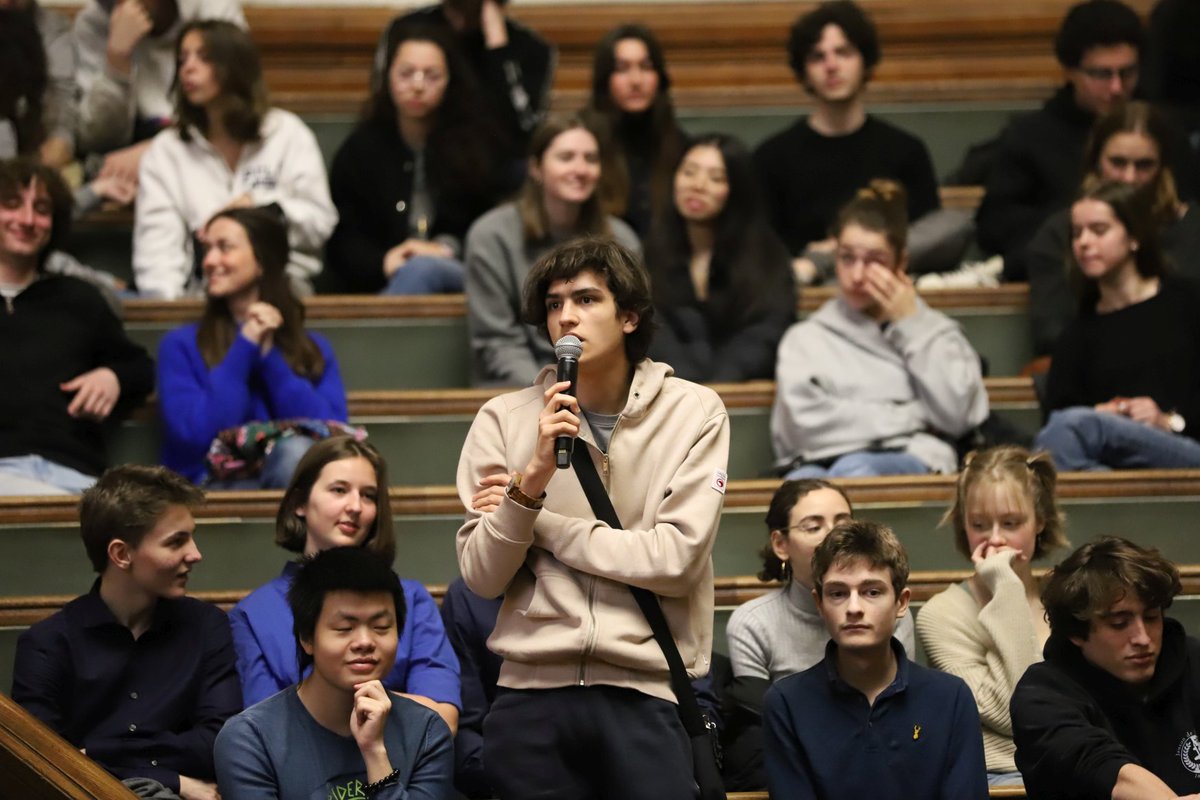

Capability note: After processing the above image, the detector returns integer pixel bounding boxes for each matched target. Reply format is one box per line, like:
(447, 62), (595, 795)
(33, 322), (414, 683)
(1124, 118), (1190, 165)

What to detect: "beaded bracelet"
(365, 767), (400, 797)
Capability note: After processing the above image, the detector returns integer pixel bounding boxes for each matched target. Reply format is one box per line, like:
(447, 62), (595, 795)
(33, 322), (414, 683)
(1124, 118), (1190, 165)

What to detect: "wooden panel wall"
(239, 0), (1154, 112)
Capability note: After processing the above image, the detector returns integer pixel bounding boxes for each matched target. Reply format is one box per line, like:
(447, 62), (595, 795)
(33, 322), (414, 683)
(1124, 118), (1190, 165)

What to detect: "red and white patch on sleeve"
(711, 470), (728, 494)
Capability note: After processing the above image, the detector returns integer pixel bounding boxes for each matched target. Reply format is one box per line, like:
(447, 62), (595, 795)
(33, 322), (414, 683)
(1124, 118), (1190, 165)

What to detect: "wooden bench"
(117, 285), (1034, 389)
(3, 470), (1198, 598)
(110, 376), (1042, 486)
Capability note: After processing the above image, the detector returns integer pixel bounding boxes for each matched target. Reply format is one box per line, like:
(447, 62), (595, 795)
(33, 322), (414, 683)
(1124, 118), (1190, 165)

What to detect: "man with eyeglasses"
(976, 0), (1149, 275)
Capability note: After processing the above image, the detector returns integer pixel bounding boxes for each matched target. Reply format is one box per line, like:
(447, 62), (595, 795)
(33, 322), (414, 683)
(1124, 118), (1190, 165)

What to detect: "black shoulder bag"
(570, 445), (727, 800)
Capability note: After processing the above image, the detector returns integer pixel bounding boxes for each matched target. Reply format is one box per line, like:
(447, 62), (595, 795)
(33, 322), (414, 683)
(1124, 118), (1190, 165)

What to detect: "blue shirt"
(764, 638), (988, 800)
(11, 582), (242, 792)
(157, 323), (347, 482)
(214, 684), (453, 800)
(229, 562), (461, 708)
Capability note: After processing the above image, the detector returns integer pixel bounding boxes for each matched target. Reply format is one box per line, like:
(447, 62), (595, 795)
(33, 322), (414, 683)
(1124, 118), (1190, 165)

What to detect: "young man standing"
(755, 0), (941, 286)
(764, 520), (988, 799)
(456, 235), (730, 799)
(214, 547), (453, 799)
(1011, 537), (1200, 800)
(0, 158), (154, 495)
(12, 464), (240, 800)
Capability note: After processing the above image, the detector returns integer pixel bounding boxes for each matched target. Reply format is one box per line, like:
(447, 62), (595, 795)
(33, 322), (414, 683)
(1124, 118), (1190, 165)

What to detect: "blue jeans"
(784, 450), (930, 479)
(206, 434), (316, 490)
(383, 255), (464, 295)
(1034, 407), (1200, 471)
(0, 455), (97, 495)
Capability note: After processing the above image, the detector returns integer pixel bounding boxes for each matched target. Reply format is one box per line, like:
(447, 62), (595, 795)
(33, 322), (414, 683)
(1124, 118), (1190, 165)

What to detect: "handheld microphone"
(554, 335), (582, 469)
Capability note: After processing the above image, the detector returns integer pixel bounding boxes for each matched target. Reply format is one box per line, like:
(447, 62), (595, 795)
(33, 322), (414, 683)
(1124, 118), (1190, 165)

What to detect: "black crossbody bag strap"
(568, 445), (710, 738)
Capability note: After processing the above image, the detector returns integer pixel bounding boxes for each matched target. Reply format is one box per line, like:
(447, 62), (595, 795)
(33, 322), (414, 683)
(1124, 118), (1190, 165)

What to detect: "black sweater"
(376, 5), (555, 153)
(0, 275), (154, 476)
(325, 120), (504, 293)
(1045, 276), (1200, 441)
(1012, 620), (1200, 799)
(1026, 204), (1200, 355)
(754, 115), (940, 257)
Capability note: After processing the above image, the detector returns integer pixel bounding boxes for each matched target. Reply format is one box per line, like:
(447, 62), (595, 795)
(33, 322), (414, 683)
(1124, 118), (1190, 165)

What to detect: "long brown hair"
(196, 206), (324, 379)
(173, 20), (267, 144)
(517, 114), (611, 243)
(1084, 101), (1180, 229)
(584, 23), (685, 221)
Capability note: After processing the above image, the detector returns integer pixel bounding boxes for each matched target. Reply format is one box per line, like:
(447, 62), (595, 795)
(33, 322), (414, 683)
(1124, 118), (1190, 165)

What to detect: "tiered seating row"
(111, 376), (1042, 486)
(118, 285), (1034, 390)
(237, 0), (1153, 113)
(4, 471), (1198, 597)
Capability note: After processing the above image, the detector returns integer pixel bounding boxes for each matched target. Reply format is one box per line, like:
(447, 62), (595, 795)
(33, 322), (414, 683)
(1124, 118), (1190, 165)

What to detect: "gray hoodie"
(770, 295), (988, 473)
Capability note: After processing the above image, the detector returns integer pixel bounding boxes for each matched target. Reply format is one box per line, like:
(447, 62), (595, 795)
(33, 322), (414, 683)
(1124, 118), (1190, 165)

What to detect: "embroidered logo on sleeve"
(711, 470), (727, 494)
(1177, 732), (1200, 775)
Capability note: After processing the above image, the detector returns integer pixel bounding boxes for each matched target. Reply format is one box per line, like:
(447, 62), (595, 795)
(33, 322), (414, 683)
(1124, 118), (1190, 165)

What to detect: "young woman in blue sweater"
(157, 206), (347, 486)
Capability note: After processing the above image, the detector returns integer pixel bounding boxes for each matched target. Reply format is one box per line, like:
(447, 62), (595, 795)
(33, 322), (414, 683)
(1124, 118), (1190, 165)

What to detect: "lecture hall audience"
(1025, 100), (1200, 356)
(375, 0), (554, 154)
(13, 1), (1200, 797)
(12, 465), (241, 800)
(1035, 179), (1200, 470)
(723, 479), (917, 790)
(228, 437), (461, 734)
(133, 19), (335, 299)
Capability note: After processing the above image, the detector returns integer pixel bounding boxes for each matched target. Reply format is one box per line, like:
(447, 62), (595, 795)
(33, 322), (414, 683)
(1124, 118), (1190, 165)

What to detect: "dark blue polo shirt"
(764, 638), (988, 799)
(11, 581), (242, 792)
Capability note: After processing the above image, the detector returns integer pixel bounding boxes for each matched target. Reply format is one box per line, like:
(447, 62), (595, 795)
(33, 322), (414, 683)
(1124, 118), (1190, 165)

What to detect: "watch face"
(1170, 413), (1186, 434)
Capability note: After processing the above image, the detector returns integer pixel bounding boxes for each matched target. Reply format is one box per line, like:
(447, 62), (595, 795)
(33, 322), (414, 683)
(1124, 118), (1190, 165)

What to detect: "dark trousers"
(483, 685), (698, 800)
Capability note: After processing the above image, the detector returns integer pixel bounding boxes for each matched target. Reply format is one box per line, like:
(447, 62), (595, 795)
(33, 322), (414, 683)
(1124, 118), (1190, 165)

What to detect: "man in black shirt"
(13, 464), (241, 799)
(975, 0), (1145, 275)
(0, 157), (153, 495)
(755, 0), (940, 287)
(1012, 537), (1200, 800)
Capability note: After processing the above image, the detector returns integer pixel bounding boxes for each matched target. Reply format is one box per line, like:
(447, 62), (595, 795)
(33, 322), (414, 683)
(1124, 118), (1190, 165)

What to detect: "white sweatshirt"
(133, 108), (337, 299)
(73, 0), (246, 154)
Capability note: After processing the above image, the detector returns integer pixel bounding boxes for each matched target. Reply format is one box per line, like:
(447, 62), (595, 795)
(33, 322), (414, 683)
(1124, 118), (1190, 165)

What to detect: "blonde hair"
(944, 445), (1068, 560)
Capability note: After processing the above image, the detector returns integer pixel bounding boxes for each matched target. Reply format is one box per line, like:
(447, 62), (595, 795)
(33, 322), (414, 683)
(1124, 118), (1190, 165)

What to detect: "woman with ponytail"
(916, 445), (1069, 786)
(770, 179), (988, 477)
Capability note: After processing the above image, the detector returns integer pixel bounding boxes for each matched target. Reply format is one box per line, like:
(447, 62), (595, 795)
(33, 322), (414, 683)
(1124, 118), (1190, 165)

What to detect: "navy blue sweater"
(764, 638), (988, 799)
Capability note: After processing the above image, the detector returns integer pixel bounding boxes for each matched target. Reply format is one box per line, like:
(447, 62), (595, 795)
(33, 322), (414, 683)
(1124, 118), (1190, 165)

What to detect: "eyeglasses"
(1080, 64), (1139, 83)
(394, 68), (447, 86)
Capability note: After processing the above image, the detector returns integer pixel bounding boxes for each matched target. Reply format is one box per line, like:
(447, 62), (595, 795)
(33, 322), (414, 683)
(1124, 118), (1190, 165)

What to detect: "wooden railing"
(0, 692), (137, 800)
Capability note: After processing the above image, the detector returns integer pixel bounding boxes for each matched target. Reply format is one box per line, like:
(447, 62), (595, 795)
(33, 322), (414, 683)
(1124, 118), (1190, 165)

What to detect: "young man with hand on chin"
(1012, 537), (1200, 800)
(763, 520), (988, 799)
(457, 236), (730, 799)
(214, 546), (453, 800)
(12, 464), (240, 800)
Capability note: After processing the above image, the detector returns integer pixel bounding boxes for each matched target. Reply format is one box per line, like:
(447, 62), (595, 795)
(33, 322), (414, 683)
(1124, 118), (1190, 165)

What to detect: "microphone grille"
(554, 334), (583, 360)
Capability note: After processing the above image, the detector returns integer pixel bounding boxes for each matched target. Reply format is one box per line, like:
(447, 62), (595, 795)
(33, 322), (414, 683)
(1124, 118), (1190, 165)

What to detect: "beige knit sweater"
(915, 551), (1042, 773)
